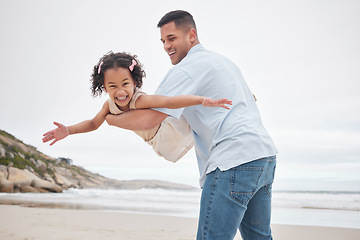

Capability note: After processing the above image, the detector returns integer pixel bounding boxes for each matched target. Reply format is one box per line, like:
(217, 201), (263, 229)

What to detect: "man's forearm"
(105, 109), (168, 131)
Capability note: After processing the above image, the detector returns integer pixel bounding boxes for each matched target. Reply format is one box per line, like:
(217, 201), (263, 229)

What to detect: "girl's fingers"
(53, 121), (62, 127)
(222, 99), (232, 105)
(50, 139), (57, 146)
(221, 105), (230, 110)
(43, 130), (53, 136)
(42, 136), (49, 142)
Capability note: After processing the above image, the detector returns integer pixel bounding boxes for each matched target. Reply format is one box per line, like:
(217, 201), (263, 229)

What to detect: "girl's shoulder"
(133, 88), (147, 98)
(130, 88), (147, 110)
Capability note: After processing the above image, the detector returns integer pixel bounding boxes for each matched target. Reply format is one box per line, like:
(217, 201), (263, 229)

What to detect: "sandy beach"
(1, 205), (359, 240)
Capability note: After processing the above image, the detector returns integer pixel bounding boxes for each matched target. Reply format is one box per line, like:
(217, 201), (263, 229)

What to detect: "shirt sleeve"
(153, 68), (197, 119)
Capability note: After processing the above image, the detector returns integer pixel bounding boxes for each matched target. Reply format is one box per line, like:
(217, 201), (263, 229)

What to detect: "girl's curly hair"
(90, 51), (146, 97)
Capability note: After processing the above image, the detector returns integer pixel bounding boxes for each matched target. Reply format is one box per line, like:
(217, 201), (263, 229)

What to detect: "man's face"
(160, 21), (193, 65)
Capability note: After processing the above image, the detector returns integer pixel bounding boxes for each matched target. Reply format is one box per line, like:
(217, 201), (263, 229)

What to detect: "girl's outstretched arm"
(135, 95), (232, 110)
(42, 101), (109, 146)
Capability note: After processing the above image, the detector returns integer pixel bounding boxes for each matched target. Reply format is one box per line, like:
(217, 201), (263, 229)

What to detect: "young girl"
(42, 52), (232, 162)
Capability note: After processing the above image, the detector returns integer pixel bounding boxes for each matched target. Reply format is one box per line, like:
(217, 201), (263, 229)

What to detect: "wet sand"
(1, 205), (359, 240)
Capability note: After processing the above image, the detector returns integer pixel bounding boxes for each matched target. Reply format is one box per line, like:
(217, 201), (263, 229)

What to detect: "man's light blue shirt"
(154, 44), (277, 187)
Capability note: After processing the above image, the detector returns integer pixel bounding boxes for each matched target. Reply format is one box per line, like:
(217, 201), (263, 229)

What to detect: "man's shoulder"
(175, 48), (230, 72)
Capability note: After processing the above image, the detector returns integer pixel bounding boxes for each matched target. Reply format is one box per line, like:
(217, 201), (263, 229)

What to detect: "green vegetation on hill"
(0, 129), (196, 192)
(0, 129), (61, 178)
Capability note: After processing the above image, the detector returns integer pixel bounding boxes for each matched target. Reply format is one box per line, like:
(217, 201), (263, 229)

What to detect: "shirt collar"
(176, 44), (203, 65)
(187, 44), (204, 56)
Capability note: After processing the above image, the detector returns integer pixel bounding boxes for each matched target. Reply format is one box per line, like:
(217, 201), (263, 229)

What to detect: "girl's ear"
(103, 84), (108, 93)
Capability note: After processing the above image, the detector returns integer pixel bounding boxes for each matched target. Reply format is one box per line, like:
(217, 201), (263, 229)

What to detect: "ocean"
(1, 188), (359, 229)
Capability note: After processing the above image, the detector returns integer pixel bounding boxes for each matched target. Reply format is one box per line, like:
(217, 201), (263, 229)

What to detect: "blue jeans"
(197, 156), (276, 240)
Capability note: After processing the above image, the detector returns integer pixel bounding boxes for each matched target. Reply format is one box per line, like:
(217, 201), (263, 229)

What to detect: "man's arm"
(105, 109), (168, 131)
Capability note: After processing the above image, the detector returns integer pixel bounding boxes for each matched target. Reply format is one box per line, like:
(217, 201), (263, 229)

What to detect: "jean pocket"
(230, 165), (264, 205)
(265, 184), (272, 197)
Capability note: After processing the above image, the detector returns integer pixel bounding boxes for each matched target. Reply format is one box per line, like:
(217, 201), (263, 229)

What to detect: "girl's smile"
(116, 96), (127, 101)
(104, 68), (136, 112)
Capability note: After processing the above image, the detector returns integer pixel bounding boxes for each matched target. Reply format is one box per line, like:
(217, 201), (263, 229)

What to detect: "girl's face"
(103, 67), (136, 111)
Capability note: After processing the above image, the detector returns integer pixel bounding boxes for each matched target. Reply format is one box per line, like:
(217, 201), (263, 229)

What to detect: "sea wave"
(272, 190), (360, 211)
(1, 188), (360, 228)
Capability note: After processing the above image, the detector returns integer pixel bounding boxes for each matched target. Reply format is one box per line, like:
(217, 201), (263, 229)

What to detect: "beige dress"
(108, 89), (194, 162)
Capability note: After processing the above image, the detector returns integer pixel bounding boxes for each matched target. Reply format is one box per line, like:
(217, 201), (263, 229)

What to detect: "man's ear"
(188, 28), (197, 42)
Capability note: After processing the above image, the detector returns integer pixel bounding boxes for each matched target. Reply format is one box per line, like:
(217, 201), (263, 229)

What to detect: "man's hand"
(42, 122), (69, 146)
(202, 98), (232, 110)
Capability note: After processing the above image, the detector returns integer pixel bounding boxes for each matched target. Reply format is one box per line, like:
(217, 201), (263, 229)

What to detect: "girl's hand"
(202, 98), (232, 110)
(42, 122), (69, 146)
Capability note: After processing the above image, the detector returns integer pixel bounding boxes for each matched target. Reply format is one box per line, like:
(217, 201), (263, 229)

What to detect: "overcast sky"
(1, 0), (359, 191)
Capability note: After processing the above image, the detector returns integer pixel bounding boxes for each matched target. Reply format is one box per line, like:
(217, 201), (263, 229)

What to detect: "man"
(106, 10), (277, 240)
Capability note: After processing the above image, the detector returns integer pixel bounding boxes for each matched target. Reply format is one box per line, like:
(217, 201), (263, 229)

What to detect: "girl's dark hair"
(90, 51), (145, 97)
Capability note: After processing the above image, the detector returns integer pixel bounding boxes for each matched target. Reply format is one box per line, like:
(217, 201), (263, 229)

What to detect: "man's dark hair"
(157, 10), (197, 33)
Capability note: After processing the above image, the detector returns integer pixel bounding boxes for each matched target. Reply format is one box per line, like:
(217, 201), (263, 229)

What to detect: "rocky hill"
(0, 130), (195, 193)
